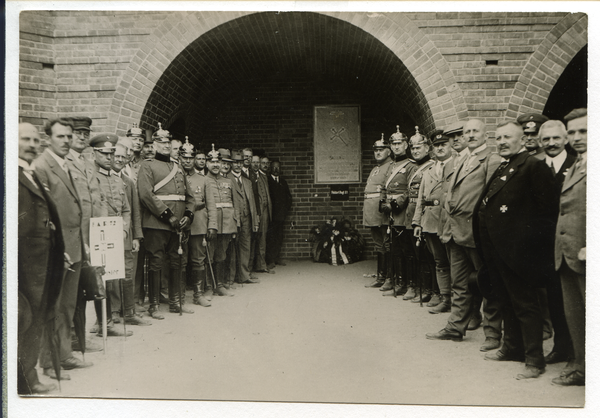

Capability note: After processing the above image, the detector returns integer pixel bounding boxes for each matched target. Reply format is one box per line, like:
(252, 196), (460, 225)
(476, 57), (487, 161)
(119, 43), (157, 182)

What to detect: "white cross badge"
(500, 205), (508, 213)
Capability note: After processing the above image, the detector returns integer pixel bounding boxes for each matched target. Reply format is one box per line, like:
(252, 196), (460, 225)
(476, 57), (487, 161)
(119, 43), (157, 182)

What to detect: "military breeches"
(143, 228), (188, 272)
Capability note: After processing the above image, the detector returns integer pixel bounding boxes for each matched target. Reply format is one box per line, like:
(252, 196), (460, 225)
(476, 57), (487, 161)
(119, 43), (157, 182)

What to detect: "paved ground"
(31, 260), (584, 408)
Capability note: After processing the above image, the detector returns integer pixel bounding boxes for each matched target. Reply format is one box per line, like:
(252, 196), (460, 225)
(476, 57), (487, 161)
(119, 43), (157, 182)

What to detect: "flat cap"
(443, 120), (464, 136)
(70, 116), (92, 131)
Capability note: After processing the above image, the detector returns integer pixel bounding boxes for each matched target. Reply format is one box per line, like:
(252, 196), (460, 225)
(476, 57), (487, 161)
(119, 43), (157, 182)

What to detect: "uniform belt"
(156, 194), (185, 201)
(216, 202), (233, 208)
(423, 199), (440, 206)
(364, 193), (381, 199)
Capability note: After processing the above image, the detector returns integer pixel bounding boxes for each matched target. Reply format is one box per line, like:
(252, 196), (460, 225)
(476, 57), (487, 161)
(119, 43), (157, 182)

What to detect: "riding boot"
(147, 270), (164, 320)
(204, 265), (214, 301)
(192, 269), (211, 307)
(169, 268), (194, 313)
(366, 253), (385, 287)
(403, 256), (417, 300)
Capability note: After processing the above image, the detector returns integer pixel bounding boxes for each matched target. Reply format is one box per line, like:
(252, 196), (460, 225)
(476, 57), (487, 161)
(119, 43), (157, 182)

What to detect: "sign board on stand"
(89, 217), (125, 280)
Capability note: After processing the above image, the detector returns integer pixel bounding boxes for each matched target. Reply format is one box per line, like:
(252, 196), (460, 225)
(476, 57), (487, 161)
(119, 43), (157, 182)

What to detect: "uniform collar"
(96, 166), (111, 176)
(155, 152), (170, 162)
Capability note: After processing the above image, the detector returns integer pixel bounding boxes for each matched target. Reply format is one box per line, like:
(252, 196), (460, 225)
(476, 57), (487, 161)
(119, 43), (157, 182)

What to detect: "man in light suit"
(253, 154), (274, 274)
(230, 150), (260, 284)
(18, 123), (64, 394)
(551, 108), (587, 387)
(426, 119), (503, 352)
(242, 148), (260, 274)
(413, 132), (454, 313)
(475, 121), (558, 380)
(35, 118), (93, 380)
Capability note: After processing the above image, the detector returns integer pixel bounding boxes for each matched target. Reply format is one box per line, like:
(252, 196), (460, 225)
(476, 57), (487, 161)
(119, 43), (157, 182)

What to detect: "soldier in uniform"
(219, 148), (238, 288)
(91, 134), (136, 336)
(125, 123), (145, 181)
(413, 132), (455, 313)
(363, 134), (394, 288)
(378, 127), (412, 296)
(516, 113), (549, 159)
(405, 128), (435, 303)
(205, 145), (238, 296)
(183, 140), (218, 306)
(137, 123), (195, 317)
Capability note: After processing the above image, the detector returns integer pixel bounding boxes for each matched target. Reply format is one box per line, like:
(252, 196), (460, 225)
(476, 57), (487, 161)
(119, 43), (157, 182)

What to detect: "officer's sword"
(205, 238), (217, 290)
(177, 231), (184, 316)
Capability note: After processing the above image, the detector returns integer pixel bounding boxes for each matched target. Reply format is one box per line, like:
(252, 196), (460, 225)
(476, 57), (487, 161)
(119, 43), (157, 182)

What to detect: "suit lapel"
(562, 159), (586, 192)
(19, 168), (46, 200)
(43, 151), (79, 200)
(485, 152), (527, 201)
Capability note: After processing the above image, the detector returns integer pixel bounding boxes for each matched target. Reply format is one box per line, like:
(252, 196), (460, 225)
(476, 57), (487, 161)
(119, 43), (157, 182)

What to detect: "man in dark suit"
(552, 108), (587, 386)
(536, 120), (577, 365)
(476, 121), (558, 380)
(266, 160), (292, 269)
(252, 154), (274, 274)
(18, 123), (65, 394)
(242, 148), (260, 273)
(229, 150), (260, 284)
(35, 118), (93, 380)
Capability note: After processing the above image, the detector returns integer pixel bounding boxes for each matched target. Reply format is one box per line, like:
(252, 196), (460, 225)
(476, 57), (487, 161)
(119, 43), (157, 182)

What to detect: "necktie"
(550, 161), (556, 177)
(275, 176), (279, 183)
(496, 160), (509, 177)
(436, 161), (444, 177)
(23, 168), (39, 189)
(237, 176), (242, 187)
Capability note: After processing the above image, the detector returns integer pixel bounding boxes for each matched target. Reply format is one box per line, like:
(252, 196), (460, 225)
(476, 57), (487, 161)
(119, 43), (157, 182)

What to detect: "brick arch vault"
(107, 11), (470, 138)
(506, 12), (588, 119)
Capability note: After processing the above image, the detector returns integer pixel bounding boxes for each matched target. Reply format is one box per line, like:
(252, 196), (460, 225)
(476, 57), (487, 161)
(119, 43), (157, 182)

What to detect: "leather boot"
(379, 253), (394, 291)
(429, 294), (451, 314)
(403, 284), (417, 300)
(169, 269), (194, 314)
(412, 290), (432, 303)
(427, 293), (442, 307)
(365, 253), (385, 287)
(147, 271), (164, 320)
(215, 262), (234, 297)
(192, 270), (211, 307)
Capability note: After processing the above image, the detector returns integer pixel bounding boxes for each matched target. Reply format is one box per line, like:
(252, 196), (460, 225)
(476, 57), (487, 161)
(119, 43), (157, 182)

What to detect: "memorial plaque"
(89, 217), (125, 280)
(314, 105), (361, 184)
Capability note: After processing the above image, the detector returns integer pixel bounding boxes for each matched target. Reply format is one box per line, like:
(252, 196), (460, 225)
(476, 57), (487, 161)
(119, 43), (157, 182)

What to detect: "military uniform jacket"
(382, 155), (413, 228)
(413, 157), (454, 234)
(120, 172), (143, 248)
(205, 173), (238, 234)
(65, 149), (107, 245)
(474, 152), (558, 287)
(125, 155), (143, 182)
(34, 149), (84, 264)
(187, 172), (218, 236)
(440, 146), (501, 248)
(229, 173), (259, 230)
(363, 157), (393, 227)
(405, 158), (434, 230)
(96, 167), (131, 240)
(137, 153), (195, 231)
(555, 157), (586, 275)
(19, 166), (65, 324)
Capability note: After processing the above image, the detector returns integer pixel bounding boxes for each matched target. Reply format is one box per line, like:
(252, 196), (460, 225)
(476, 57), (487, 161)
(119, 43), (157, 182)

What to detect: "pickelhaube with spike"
(207, 143), (221, 162)
(152, 122), (172, 142)
(126, 122), (144, 138)
(389, 125), (407, 144)
(179, 136), (195, 157)
(372, 133), (389, 149)
(409, 126), (427, 146)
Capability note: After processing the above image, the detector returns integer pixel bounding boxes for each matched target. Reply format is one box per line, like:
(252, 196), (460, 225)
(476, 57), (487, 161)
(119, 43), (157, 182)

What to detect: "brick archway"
(506, 13), (588, 119)
(107, 11), (468, 135)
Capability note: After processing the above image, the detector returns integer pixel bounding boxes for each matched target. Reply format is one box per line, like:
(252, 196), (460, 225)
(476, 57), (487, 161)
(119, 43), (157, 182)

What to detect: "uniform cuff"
(183, 209), (194, 223)
(159, 208), (175, 223)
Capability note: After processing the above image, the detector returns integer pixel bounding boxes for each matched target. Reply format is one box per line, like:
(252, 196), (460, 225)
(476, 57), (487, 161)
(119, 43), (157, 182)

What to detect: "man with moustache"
(363, 134), (394, 287)
(218, 148), (239, 288)
(426, 119), (503, 352)
(551, 108), (587, 386)
(230, 150), (260, 284)
(205, 146), (238, 296)
(378, 127), (412, 295)
(516, 113), (548, 159)
(125, 123), (145, 181)
(18, 123), (64, 394)
(141, 135), (155, 160)
(444, 121), (469, 160)
(91, 134), (136, 336)
(413, 132), (454, 313)
(475, 121), (558, 380)
(35, 118), (93, 379)
(112, 141), (150, 325)
(137, 123), (195, 317)
(253, 154), (274, 274)
(242, 148), (260, 273)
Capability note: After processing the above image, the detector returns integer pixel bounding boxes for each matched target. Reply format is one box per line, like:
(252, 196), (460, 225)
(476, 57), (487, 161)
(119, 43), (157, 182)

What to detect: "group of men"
(362, 110), (586, 386)
(17, 118), (292, 394)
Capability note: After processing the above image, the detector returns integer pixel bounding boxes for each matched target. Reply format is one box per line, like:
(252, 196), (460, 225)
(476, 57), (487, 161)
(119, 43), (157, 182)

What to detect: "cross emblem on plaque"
(330, 127), (347, 145)
(500, 205), (508, 213)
